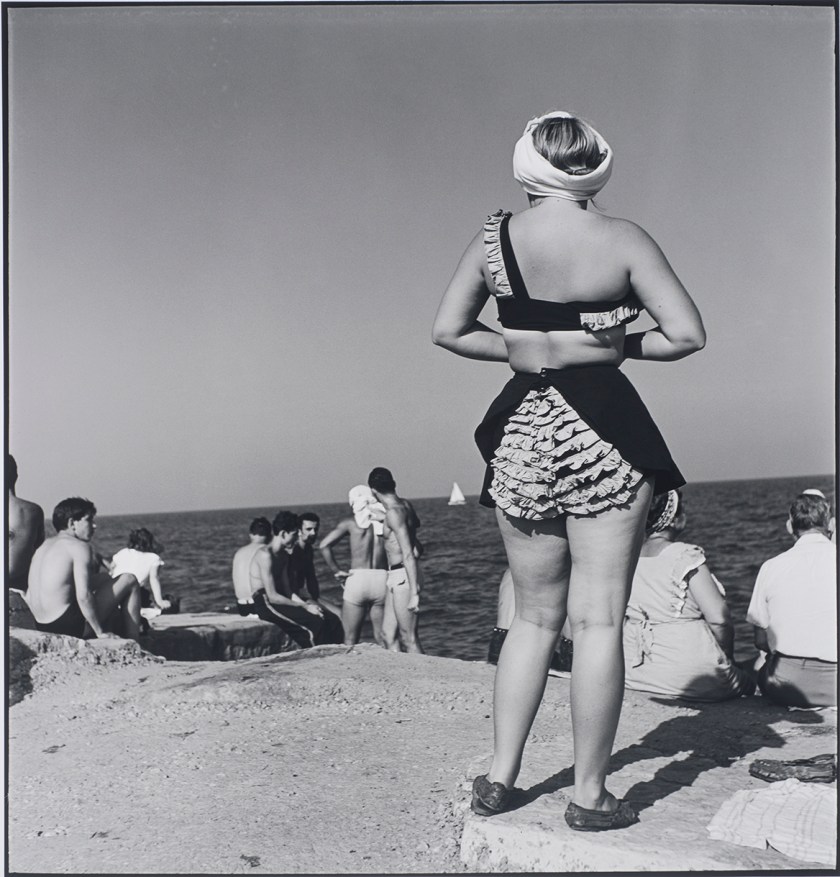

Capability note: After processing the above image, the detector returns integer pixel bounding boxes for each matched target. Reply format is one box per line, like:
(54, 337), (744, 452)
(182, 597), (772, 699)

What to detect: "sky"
(5, 2), (836, 515)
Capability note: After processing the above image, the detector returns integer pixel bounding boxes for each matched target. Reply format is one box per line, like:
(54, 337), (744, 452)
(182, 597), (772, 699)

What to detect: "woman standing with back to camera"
(432, 110), (705, 830)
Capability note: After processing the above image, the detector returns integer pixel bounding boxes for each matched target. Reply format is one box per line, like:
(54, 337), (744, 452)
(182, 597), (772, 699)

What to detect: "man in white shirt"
(747, 491), (836, 707)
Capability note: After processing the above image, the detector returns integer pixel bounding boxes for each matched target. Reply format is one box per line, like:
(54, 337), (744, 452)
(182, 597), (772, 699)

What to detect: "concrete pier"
(6, 626), (837, 873)
(6, 596), (298, 662)
(457, 689), (837, 871)
(142, 611), (297, 661)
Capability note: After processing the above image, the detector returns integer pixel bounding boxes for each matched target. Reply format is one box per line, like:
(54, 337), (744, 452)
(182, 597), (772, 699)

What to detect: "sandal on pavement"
(471, 774), (511, 816)
(564, 799), (638, 831)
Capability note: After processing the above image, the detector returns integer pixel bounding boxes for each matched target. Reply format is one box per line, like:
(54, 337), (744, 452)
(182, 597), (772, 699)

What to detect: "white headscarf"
(512, 111), (613, 201)
(348, 484), (385, 536)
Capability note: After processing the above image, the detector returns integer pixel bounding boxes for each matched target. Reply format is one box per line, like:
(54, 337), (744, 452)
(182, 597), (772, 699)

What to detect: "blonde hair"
(531, 115), (606, 176)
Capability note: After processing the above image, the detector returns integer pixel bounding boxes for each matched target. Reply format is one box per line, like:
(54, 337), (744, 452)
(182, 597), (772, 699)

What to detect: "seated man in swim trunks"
(231, 517), (273, 616)
(368, 467), (425, 654)
(26, 497), (141, 641)
(319, 485), (389, 647)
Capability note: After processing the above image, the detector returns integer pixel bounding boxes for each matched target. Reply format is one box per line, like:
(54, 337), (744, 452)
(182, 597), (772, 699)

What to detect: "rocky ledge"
(6, 623), (837, 873)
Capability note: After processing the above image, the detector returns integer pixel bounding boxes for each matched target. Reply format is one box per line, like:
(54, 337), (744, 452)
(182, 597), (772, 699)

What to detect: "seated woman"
(623, 490), (755, 702)
(110, 528), (173, 614)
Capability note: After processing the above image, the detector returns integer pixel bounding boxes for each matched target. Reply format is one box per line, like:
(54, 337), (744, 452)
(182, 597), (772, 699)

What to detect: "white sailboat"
(448, 482), (466, 505)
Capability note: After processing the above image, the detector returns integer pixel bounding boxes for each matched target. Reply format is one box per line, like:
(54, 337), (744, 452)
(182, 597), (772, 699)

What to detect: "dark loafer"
(564, 799), (638, 831)
(471, 774), (510, 816)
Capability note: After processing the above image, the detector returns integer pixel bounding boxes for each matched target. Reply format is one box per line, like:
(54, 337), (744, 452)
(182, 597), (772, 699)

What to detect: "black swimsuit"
(485, 210), (642, 332)
(476, 210), (684, 519)
(34, 600), (89, 639)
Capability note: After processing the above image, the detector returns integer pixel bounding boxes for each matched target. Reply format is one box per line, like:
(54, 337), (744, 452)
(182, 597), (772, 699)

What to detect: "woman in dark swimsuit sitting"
(432, 110), (706, 831)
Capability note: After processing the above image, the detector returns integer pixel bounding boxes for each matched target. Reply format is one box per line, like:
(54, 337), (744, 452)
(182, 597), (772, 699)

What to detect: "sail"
(448, 482), (466, 505)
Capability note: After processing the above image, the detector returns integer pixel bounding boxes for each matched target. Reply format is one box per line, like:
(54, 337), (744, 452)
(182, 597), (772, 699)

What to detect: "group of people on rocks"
(230, 467), (425, 653)
(7, 445), (837, 711)
(8, 453), (181, 641)
(7, 455), (428, 656)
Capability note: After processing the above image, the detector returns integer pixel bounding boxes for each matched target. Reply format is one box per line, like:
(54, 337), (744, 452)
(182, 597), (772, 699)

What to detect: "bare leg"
(92, 573), (141, 642)
(496, 568), (515, 629)
(488, 510), (571, 788)
(120, 582), (142, 641)
(319, 597), (343, 616)
(391, 581), (424, 654)
(369, 600), (385, 647)
(565, 478), (653, 812)
(381, 589), (401, 651)
(342, 601), (366, 646)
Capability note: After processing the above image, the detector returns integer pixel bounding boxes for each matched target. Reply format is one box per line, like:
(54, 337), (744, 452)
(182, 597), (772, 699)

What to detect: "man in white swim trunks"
(231, 517), (272, 617)
(319, 485), (389, 647)
(368, 467), (425, 654)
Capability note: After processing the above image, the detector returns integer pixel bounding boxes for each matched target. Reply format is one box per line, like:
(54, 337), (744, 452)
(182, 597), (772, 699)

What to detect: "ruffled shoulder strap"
(664, 542), (707, 616)
(483, 210), (514, 299)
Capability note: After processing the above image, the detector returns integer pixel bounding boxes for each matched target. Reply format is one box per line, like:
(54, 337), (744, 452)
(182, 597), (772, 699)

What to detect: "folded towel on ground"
(707, 778), (836, 865)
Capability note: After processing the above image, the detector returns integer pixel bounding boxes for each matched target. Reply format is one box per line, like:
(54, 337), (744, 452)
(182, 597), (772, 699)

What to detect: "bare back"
(232, 542), (264, 602)
(382, 499), (419, 567)
(27, 535), (92, 623)
(487, 205), (683, 373)
(7, 495), (45, 590)
(346, 518), (387, 570)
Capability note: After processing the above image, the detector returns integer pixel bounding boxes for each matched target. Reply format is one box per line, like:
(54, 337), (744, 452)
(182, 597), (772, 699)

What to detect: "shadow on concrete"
(517, 679), (819, 812)
(611, 697), (795, 811)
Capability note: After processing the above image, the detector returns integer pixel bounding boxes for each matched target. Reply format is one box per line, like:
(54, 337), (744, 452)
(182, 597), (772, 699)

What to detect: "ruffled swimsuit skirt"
(475, 364), (685, 520)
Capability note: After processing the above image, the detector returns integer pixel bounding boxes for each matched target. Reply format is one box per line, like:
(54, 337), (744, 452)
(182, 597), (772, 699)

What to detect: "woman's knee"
(515, 603), (565, 632)
(567, 600), (626, 637)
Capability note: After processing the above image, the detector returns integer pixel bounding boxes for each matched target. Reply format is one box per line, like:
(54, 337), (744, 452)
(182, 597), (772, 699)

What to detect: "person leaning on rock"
(26, 497), (141, 641)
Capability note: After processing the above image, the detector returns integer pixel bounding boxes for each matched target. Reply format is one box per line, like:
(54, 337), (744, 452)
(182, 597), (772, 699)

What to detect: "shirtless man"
(27, 497), (141, 640)
(6, 454), (45, 592)
(368, 467), (425, 654)
(231, 517), (272, 616)
(319, 485), (388, 647)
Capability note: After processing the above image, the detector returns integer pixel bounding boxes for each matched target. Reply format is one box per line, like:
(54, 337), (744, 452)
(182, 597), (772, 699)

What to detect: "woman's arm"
(432, 231), (509, 362)
(687, 563), (735, 658)
(620, 222), (706, 362)
(148, 563), (170, 609)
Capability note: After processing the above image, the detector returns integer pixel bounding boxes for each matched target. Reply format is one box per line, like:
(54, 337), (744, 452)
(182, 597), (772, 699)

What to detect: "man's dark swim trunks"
(34, 600), (89, 638)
